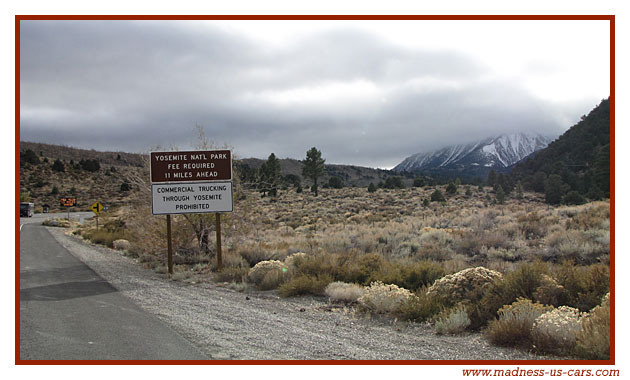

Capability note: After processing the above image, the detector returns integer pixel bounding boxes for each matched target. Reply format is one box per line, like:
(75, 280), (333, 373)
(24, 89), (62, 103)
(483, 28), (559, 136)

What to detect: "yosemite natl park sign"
(150, 150), (233, 215)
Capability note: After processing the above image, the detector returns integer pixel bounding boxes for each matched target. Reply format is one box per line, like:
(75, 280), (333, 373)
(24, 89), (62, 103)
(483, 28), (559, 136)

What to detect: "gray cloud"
(20, 20), (603, 168)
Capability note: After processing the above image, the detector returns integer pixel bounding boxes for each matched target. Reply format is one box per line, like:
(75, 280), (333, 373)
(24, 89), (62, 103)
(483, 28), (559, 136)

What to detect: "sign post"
(60, 197), (77, 220)
(150, 150), (233, 275)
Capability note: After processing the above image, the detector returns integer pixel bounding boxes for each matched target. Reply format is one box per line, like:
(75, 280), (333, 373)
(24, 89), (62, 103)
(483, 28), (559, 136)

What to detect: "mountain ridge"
(393, 132), (555, 178)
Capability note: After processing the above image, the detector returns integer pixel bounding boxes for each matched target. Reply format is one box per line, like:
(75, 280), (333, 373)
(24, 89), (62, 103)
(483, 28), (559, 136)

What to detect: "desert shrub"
(112, 239), (131, 251)
(533, 274), (567, 307)
(83, 228), (126, 248)
(357, 281), (414, 314)
(247, 260), (288, 290)
(434, 304), (471, 335)
(553, 262), (610, 312)
(284, 252), (307, 271)
(216, 251), (249, 270)
(325, 281), (365, 303)
(215, 267), (249, 283)
(278, 273), (333, 297)
(467, 262), (549, 329)
(396, 288), (445, 323)
(575, 293), (610, 359)
(427, 266), (503, 305)
(532, 306), (584, 355)
(517, 211), (546, 239)
(378, 260), (445, 291)
(239, 245), (280, 266)
(486, 298), (553, 347)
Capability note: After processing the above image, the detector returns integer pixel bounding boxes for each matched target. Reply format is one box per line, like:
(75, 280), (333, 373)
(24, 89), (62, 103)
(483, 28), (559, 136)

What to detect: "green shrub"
(468, 262), (548, 329)
(278, 273), (333, 297)
(378, 260), (445, 292)
(83, 228), (126, 248)
(396, 288), (445, 323)
(215, 267), (249, 283)
(553, 262), (610, 312)
(486, 298), (553, 347)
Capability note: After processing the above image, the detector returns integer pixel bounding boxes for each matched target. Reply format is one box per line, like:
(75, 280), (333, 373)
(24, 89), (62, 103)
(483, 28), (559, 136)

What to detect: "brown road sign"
(150, 150), (232, 183)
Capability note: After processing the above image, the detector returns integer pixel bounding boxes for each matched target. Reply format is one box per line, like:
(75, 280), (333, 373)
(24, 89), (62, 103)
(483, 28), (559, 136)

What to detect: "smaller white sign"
(152, 181), (233, 215)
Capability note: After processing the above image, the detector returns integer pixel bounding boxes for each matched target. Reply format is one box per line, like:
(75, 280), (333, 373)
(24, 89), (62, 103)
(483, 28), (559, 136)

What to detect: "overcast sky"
(19, 19), (610, 168)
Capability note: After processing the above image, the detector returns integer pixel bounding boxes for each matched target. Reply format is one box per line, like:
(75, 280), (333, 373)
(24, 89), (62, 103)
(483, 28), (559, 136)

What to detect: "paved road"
(19, 217), (208, 360)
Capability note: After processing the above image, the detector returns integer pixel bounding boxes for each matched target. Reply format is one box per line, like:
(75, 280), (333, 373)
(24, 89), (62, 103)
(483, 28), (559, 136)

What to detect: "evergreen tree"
(413, 177), (425, 187)
(328, 176), (344, 189)
(445, 181), (457, 195)
(20, 149), (40, 166)
(496, 185), (505, 205)
(544, 174), (568, 205)
(302, 147), (326, 196)
(487, 169), (497, 188)
(430, 189), (446, 202)
(515, 181), (524, 199)
(367, 182), (376, 193)
(51, 159), (65, 172)
(259, 153), (282, 197)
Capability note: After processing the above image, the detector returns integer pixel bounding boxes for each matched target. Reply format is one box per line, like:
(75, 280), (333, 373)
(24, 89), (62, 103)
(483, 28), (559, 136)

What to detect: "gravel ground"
(48, 227), (557, 361)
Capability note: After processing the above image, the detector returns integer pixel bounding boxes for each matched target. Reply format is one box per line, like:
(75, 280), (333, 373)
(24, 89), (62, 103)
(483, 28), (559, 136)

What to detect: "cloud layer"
(20, 20), (607, 168)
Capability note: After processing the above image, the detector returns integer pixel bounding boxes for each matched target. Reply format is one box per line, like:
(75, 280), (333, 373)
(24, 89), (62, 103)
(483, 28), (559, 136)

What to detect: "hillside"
(237, 157), (402, 188)
(19, 142), (409, 212)
(19, 142), (145, 212)
(510, 98), (610, 202)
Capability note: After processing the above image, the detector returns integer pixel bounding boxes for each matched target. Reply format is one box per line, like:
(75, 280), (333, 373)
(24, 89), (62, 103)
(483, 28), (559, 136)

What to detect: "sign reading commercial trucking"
(150, 150), (233, 215)
(150, 150), (232, 183)
(152, 181), (233, 215)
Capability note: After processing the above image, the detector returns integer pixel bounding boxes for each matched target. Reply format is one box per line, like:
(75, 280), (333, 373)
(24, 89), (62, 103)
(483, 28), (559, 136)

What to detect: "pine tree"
(302, 147), (326, 196)
(367, 182), (376, 193)
(496, 185), (505, 205)
(259, 153), (281, 197)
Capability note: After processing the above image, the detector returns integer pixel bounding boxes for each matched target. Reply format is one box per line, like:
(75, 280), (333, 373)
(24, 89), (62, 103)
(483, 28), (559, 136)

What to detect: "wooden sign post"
(149, 150), (233, 275)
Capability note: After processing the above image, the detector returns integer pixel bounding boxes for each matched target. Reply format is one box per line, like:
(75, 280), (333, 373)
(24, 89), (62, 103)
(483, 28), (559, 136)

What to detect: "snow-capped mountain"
(393, 133), (555, 176)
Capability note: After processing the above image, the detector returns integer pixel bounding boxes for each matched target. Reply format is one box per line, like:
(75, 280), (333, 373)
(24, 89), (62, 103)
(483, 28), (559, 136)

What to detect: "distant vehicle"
(20, 202), (35, 217)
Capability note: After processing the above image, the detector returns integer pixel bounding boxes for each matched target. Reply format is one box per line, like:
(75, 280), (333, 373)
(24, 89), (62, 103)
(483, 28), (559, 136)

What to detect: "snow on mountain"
(393, 133), (554, 174)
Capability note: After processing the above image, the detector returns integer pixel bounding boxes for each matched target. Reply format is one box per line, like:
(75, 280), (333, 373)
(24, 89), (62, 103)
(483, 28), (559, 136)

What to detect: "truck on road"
(20, 202), (34, 217)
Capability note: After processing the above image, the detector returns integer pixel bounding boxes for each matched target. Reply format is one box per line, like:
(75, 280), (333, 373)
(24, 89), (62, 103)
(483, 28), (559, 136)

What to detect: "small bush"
(396, 288), (445, 323)
(486, 298), (553, 347)
(247, 260), (288, 290)
(215, 267), (249, 283)
(278, 273), (333, 297)
(575, 293), (610, 359)
(468, 262), (548, 329)
(325, 281), (365, 303)
(357, 281), (414, 314)
(284, 252), (307, 271)
(427, 267), (502, 305)
(112, 239), (131, 251)
(83, 228), (126, 248)
(434, 304), (471, 335)
(532, 306), (584, 355)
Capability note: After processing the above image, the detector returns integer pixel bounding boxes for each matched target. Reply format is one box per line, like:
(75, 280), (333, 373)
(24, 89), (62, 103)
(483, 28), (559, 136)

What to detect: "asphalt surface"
(19, 216), (208, 360)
